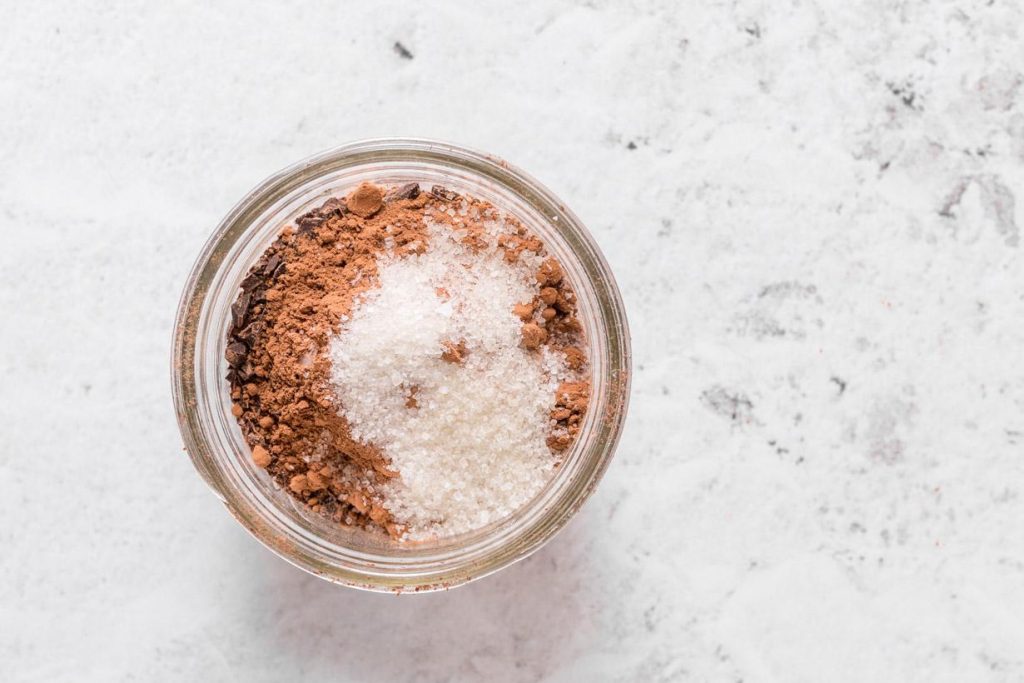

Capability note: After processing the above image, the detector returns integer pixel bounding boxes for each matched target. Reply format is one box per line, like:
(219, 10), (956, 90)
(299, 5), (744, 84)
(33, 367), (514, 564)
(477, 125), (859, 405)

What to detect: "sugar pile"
(328, 219), (572, 539)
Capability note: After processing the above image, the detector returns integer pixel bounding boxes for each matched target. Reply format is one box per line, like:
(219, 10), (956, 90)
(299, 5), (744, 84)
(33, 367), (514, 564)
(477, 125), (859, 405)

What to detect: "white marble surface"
(3, 1), (1024, 681)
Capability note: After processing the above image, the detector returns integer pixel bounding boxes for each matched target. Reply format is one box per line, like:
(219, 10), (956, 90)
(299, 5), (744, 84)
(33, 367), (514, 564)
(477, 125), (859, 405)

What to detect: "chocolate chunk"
(320, 197), (346, 215)
(225, 341), (248, 368)
(431, 185), (459, 201)
(236, 320), (264, 343)
(389, 182), (421, 201)
(263, 254), (281, 277)
(230, 292), (251, 330)
(294, 197), (348, 233)
(236, 362), (254, 381)
(296, 211), (324, 232)
(240, 272), (262, 293)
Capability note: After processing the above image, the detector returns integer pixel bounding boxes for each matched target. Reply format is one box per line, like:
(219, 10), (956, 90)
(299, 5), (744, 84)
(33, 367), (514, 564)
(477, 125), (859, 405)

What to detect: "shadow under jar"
(172, 139), (631, 592)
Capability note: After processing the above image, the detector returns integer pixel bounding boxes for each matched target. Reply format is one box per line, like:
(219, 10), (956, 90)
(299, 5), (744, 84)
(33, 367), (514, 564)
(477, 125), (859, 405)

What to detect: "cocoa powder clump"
(346, 182), (384, 218)
(441, 339), (468, 364)
(548, 381), (589, 451)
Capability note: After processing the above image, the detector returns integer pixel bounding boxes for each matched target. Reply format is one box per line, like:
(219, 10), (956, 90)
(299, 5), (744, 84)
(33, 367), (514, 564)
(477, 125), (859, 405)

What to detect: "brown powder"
(440, 339), (469, 364)
(225, 182), (589, 537)
(346, 182), (384, 218)
(548, 381), (590, 451)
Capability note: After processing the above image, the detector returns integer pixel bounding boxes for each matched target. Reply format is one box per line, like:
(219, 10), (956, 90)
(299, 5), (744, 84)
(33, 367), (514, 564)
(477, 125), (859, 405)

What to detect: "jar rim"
(171, 138), (631, 592)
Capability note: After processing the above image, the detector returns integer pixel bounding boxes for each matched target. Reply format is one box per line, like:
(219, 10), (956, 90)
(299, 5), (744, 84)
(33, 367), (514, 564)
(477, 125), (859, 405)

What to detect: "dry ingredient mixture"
(226, 182), (589, 540)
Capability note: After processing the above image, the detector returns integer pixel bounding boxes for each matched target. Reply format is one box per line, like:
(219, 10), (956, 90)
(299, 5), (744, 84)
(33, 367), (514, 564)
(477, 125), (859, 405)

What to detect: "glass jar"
(171, 139), (631, 592)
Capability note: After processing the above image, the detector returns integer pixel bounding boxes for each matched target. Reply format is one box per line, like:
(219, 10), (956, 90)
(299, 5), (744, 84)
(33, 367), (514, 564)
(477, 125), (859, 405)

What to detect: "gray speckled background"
(2, 1), (1023, 681)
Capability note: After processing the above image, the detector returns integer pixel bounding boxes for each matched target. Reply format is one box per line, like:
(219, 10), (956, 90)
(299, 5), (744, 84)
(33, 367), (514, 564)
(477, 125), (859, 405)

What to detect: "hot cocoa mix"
(226, 182), (588, 540)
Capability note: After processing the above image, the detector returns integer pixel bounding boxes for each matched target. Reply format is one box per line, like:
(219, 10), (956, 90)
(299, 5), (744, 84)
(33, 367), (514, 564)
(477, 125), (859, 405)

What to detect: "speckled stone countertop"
(2, 2), (1023, 681)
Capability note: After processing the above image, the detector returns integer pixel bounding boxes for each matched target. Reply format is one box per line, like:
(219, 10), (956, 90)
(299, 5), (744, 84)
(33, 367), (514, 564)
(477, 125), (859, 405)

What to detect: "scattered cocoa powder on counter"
(225, 181), (589, 540)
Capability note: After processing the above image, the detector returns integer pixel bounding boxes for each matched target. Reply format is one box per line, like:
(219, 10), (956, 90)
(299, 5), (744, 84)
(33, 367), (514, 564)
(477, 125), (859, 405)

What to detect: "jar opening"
(172, 139), (631, 592)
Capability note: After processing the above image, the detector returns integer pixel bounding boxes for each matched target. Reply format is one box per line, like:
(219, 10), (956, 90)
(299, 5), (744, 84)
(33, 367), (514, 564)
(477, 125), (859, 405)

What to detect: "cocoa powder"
(226, 182), (588, 538)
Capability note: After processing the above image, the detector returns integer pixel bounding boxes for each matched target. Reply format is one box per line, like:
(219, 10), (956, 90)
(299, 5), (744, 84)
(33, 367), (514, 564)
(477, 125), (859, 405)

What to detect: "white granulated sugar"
(328, 219), (571, 539)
